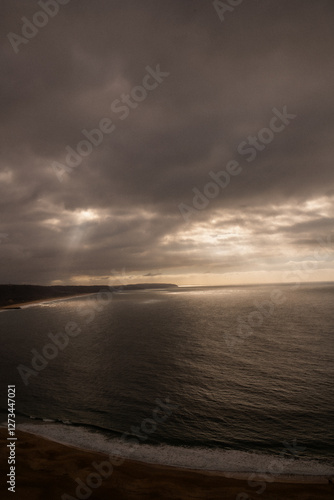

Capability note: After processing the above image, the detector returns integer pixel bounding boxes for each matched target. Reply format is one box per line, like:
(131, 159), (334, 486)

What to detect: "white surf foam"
(17, 422), (334, 476)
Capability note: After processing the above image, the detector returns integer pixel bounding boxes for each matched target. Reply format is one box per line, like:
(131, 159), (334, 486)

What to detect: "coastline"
(0, 293), (97, 310)
(0, 283), (178, 310)
(1, 429), (333, 500)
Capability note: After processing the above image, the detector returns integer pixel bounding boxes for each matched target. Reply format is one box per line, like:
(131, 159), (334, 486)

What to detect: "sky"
(1, 0), (334, 287)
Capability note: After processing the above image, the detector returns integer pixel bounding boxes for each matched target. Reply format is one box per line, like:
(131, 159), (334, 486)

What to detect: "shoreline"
(13, 428), (333, 483)
(0, 283), (178, 310)
(0, 293), (97, 310)
(13, 423), (334, 479)
(14, 430), (334, 484)
(1, 429), (333, 499)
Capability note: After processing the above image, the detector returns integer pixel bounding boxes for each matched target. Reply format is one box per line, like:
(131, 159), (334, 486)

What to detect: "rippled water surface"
(1, 283), (333, 473)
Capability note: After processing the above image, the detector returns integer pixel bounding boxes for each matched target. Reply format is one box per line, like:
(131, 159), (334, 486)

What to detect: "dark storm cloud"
(1, 0), (333, 284)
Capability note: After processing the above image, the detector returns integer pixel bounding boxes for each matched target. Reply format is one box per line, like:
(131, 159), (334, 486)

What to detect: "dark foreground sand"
(1, 429), (333, 500)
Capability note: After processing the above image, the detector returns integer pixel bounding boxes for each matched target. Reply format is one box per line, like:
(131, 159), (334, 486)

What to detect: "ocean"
(1, 283), (334, 475)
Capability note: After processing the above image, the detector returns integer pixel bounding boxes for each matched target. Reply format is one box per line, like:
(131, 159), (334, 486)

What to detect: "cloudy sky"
(1, 0), (334, 286)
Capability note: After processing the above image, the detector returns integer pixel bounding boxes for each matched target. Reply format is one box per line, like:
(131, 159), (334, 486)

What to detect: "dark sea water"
(1, 283), (334, 474)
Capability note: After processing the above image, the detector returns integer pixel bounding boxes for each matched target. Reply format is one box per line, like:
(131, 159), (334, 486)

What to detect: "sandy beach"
(0, 429), (333, 500)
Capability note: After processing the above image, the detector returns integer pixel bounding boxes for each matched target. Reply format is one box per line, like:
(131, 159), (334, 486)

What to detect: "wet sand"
(0, 429), (333, 499)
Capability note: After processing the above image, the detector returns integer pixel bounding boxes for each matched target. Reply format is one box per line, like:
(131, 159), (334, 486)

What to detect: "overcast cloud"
(1, 0), (333, 285)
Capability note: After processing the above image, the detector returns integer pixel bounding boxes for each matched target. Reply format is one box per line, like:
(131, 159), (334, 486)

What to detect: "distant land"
(0, 284), (178, 308)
